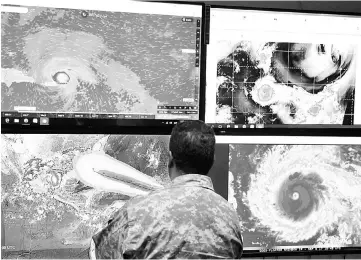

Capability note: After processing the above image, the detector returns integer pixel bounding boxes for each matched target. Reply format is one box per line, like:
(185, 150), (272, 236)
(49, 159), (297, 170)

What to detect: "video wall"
(1, 0), (361, 259)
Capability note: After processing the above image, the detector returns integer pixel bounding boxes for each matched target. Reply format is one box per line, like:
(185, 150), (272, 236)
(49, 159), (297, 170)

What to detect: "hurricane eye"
(53, 71), (70, 84)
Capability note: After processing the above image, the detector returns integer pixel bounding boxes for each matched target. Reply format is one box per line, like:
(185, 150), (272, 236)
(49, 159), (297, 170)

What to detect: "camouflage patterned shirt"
(91, 174), (243, 259)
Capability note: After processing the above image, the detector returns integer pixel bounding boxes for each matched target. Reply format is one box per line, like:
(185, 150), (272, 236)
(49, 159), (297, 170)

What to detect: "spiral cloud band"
(234, 145), (361, 245)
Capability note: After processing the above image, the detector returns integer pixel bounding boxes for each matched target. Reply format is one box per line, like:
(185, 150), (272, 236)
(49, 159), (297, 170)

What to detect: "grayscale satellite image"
(1, 134), (171, 258)
(1, 5), (200, 115)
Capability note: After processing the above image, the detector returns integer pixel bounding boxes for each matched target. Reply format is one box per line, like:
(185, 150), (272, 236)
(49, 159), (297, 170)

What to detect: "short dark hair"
(169, 120), (215, 175)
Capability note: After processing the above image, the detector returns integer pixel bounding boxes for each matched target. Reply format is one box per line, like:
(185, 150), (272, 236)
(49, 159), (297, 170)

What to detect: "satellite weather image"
(215, 41), (357, 125)
(1, 134), (171, 258)
(229, 144), (361, 249)
(1, 5), (199, 114)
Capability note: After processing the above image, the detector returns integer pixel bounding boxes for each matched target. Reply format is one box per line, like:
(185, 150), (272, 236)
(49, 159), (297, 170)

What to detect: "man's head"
(168, 120), (216, 179)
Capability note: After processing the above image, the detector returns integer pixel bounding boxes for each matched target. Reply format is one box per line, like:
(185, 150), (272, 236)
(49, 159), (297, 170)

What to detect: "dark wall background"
(208, 144), (229, 200)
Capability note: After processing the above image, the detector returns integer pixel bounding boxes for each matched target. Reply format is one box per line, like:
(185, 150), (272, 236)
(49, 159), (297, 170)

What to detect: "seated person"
(90, 120), (243, 259)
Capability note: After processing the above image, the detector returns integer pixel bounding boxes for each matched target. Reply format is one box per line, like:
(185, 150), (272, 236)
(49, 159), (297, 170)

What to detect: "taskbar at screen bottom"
(207, 123), (361, 136)
(208, 123), (360, 129)
(1, 116), (183, 134)
(1, 111), (198, 121)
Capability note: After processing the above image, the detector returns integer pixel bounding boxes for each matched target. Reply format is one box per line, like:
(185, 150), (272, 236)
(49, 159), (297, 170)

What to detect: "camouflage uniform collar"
(171, 174), (214, 191)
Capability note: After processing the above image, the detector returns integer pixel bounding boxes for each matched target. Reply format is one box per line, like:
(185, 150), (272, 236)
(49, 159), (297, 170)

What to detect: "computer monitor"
(1, 133), (226, 258)
(205, 6), (361, 131)
(221, 135), (361, 256)
(1, 1), (203, 133)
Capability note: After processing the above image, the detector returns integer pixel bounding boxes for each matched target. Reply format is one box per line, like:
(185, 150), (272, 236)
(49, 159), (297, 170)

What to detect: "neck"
(170, 169), (183, 180)
(170, 169), (206, 181)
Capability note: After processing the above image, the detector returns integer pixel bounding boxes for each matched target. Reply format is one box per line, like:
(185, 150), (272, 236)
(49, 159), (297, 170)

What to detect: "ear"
(168, 151), (173, 163)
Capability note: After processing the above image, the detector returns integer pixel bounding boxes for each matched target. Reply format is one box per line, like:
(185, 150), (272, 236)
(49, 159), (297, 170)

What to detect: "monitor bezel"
(1, 0), (207, 135)
(204, 3), (361, 136)
(224, 135), (361, 257)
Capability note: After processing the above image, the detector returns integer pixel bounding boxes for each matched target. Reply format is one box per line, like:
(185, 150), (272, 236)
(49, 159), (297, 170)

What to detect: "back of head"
(169, 120), (215, 175)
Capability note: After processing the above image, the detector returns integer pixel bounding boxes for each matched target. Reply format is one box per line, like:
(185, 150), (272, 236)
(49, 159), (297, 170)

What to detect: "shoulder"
(202, 190), (241, 223)
(107, 195), (144, 223)
(123, 190), (170, 213)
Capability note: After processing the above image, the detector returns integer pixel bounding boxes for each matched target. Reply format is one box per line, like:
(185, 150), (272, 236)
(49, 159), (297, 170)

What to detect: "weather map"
(1, 5), (200, 116)
(215, 41), (357, 125)
(228, 144), (361, 249)
(1, 134), (171, 259)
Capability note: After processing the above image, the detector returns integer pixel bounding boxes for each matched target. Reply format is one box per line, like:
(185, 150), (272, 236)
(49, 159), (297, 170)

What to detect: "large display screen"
(1, 134), (171, 258)
(206, 7), (361, 128)
(1, 134), (228, 259)
(1, 1), (202, 128)
(228, 138), (361, 254)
